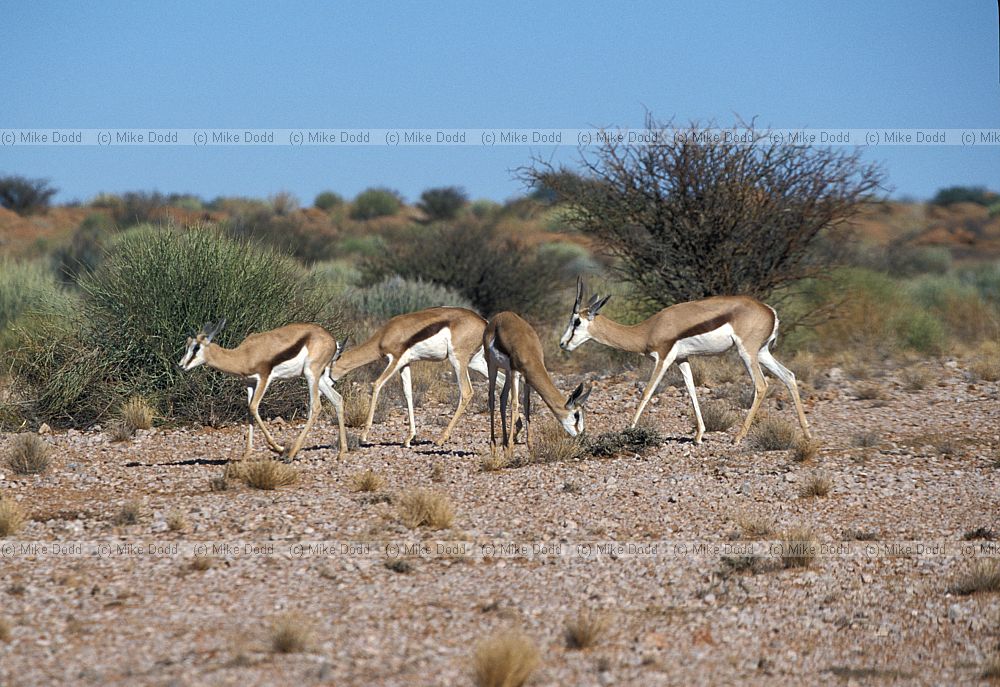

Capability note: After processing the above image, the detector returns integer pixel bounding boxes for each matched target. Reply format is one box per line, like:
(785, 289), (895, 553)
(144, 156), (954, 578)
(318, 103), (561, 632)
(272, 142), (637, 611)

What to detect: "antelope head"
(560, 277), (610, 351)
(560, 382), (593, 436)
(178, 318), (226, 371)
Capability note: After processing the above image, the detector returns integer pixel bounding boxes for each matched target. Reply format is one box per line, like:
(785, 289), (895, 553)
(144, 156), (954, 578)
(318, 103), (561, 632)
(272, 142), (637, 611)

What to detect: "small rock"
(38, 423), (51, 435)
(785, 473), (796, 483)
(947, 604), (962, 622)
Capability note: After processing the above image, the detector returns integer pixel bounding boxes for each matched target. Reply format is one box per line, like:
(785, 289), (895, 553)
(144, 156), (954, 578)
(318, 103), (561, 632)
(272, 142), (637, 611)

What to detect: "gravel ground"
(1, 359), (998, 686)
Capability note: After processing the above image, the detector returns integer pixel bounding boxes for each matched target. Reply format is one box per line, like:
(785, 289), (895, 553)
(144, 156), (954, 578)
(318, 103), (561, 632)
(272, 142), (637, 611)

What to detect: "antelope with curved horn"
(178, 319), (348, 460)
(560, 278), (810, 444)
(484, 311), (591, 459)
(329, 307), (504, 448)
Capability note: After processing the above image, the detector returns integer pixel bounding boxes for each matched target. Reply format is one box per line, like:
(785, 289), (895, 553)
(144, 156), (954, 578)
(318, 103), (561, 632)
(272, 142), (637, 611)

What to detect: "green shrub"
(269, 191), (299, 216)
(892, 309), (947, 354)
(10, 227), (343, 426)
(223, 206), (334, 264)
(362, 222), (573, 320)
(350, 188), (402, 220)
(310, 260), (362, 294)
(0, 175), (57, 215)
(52, 213), (119, 284)
(417, 186), (467, 221)
(0, 259), (76, 339)
(335, 235), (386, 257)
(344, 276), (473, 320)
(884, 245), (952, 277)
(930, 185), (995, 206)
(314, 191), (344, 211)
(469, 199), (501, 220)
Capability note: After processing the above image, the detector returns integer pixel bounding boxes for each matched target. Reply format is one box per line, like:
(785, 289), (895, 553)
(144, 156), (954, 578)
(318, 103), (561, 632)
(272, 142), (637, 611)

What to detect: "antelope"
(178, 319), (348, 460)
(484, 311), (591, 459)
(559, 279), (810, 444)
(328, 307), (505, 448)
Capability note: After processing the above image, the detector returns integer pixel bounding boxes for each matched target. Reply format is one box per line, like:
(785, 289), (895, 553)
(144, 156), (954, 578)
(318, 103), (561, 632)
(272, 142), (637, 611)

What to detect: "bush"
(51, 214), (119, 284)
(362, 222), (573, 320)
(0, 258), (76, 345)
(269, 191), (299, 216)
(472, 630), (540, 687)
(417, 186), (468, 221)
(314, 191), (344, 211)
(344, 275), (474, 320)
(0, 175), (57, 215)
(5, 434), (51, 474)
(397, 488), (454, 530)
(351, 187), (401, 220)
(223, 206), (335, 264)
(0, 498), (26, 537)
(10, 227), (342, 426)
(931, 185), (996, 206)
(587, 426), (665, 457)
(748, 417), (796, 451)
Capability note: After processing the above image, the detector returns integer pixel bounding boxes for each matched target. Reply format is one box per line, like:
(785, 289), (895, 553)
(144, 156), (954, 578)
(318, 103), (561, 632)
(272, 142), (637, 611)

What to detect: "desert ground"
(1, 356), (998, 686)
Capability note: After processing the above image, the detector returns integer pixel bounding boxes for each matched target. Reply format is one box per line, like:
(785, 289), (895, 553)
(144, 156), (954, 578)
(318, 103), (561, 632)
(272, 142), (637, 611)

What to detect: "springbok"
(559, 279), (810, 444)
(178, 319), (348, 460)
(329, 307), (504, 448)
(484, 311), (591, 459)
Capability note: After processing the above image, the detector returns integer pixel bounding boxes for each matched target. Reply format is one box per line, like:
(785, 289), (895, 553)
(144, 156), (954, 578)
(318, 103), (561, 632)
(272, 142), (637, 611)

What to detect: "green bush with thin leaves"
(344, 275), (474, 320)
(10, 227), (343, 426)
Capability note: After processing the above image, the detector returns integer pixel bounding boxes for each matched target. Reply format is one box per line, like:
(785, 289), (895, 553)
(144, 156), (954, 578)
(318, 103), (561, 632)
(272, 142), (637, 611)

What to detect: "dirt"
(1, 359), (998, 686)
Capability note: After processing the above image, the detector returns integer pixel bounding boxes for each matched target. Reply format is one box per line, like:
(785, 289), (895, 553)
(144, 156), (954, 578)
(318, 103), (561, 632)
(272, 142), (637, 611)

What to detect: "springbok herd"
(178, 279), (812, 460)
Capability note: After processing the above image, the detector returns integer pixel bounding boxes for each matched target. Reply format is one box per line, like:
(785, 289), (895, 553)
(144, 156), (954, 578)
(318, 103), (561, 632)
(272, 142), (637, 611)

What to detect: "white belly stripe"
(674, 324), (736, 357)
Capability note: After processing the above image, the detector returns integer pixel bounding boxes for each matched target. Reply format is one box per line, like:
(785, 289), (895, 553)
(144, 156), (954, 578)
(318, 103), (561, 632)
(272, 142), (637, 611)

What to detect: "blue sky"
(1, 0), (998, 204)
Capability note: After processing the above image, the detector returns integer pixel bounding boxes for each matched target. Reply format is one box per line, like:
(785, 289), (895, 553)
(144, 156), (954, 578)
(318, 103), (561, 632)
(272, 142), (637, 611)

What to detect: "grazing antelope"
(329, 307), (504, 448)
(178, 319), (348, 460)
(484, 311), (591, 459)
(560, 279), (810, 444)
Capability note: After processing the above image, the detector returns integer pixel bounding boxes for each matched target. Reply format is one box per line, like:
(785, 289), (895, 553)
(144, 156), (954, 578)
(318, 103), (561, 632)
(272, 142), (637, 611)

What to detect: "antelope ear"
(566, 382), (592, 409)
(589, 295), (611, 318)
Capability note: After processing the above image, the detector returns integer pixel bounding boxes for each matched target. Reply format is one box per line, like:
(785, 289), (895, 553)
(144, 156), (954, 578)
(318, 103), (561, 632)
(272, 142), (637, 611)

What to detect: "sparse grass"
(342, 383), (388, 428)
(799, 471), (833, 498)
(982, 654), (1000, 680)
(587, 425), (665, 458)
(700, 400), (738, 432)
(472, 629), (540, 687)
(791, 437), (820, 463)
(851, 431), (880, 448)
(120, 396), (154, 431)
(527, 422), (587, 464)
(190, 555), (213, 571)
(5, 433), (51, 474)
(964, 527), (996, 541)
(209, 474), (229, 492)
(232, 460), (299, 490)
(901, 367), (931, 391)
(970, 356), (1000, 383)
(0, 617), (10, 642)
(349, 469), (385, 492)
(397, 488), (454, 530)
(564, 609), (609, 650)
(947, 559), (1000, 595)
(734, 511), (774, 539)
(779, 527), (818, 569)
(0, 498), (26, 536)
(113, 500), (143, 526)
(270, 614), (311, 654)
(720, 554), (764, 576)
(843, 528), (880, 541)
(166, 511), (186, 532)
(853, 382), (887, 401)
(430, 462), (445, 482)
(748, 417), (796, 451)
(385, 559), (413, 574)
(108, 421), (135, 442)
(480, 451), (510, 472)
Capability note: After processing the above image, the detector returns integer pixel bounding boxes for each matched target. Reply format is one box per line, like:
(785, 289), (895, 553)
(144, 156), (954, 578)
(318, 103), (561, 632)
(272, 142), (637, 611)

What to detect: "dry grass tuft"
(982, 655), (1000, 680)
(121, 396), (155, 429)
(0, 498), (26, 537)
(720, 554), (765, 576)
(748, 416), (796, 451)
(343, 383), (387, 428)
(734, 511), (774, 539)
(587, 425), (665, 458)
(430, 462), (446, 482)
(851, 431), (880, 448)
(209, 474), (230, 492)
(349, 469), (385, 492)
(970, 356), (1000, 383)
(108, 421), (135, 442)
(6, 433), (51, 475)
(480, 451), (510, 472)
(166, 511), (186, 532)
(963, 527), (996, 541)
(113, 500), (143, 526)
(528, 422), (587, 464)
(791, 437), (820, 463)
(232, 460), (298, 490)
(901, 367), (931, 391)
(190, 554), (213, 571)
(472, 629), (540, 687)
(779, 527), (818, 569)
(853, 383), (887, 401)
(799, 471), (833, 498)
(700, 400), (738, 432)
(397, 488), (454, 530)
(564, 610), (609, 650)
(270, 614), (311, 654)
(0, 617), (10, 642)
(947, 559), (1000, 596)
